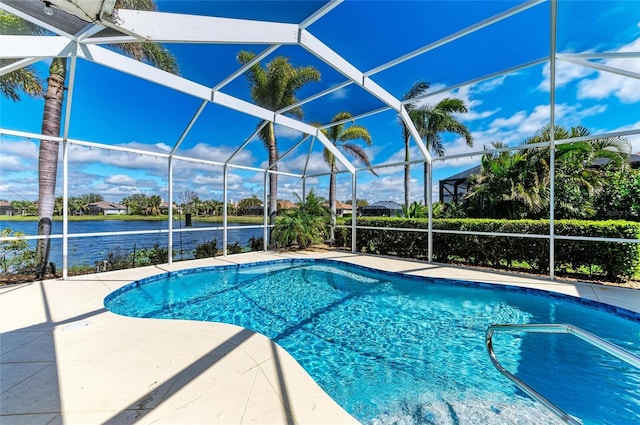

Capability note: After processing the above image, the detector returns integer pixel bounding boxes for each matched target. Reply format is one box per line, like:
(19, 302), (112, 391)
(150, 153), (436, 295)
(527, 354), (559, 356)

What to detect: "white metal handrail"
(486, 323), (640, 425)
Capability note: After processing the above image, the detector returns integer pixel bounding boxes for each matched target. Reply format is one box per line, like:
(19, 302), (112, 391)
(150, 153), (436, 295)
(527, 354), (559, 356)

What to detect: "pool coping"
(2, 250), (639, 424)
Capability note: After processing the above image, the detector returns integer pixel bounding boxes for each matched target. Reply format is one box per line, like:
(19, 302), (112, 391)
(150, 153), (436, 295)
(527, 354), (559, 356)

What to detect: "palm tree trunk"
(329, 161), (337, 244)
(423, 135), (432, 204)
(35, 58), (66, 279)
(404, 136), (410, 208)
(423, 162), (429, 205)
(267, 123), (278, 226)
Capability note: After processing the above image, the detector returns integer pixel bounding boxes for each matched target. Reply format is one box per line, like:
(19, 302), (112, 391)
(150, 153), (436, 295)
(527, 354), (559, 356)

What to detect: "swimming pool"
(104, 259), (640, 424)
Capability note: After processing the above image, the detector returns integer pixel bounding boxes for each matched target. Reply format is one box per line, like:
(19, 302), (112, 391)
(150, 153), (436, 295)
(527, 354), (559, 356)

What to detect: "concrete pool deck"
(2, 250), (639, 424)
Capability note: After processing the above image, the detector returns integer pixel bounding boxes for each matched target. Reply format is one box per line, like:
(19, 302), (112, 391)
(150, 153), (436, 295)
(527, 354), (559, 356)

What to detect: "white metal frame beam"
(102, 9), (299, 45)
(557, 55), (640, 80)
(0, 35), (75, 58)
(0, 57), (42, 77)
(300, 29), (402, 111)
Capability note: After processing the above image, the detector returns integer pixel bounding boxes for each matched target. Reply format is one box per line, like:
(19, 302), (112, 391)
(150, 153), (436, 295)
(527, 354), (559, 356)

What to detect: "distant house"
(88, 201), (126, 215)
(358, 201), (403, 217)
(245, 205), (265, 216)
(159, 202), (181, 215)
(324, 201), (354, 217)
(0, 201), (13, 216)
(438, 165), (481, 203)
(277, 200), (297, 210)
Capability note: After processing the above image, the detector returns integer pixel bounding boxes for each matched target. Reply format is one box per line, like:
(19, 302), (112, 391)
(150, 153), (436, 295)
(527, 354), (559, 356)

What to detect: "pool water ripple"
(104, 259), (640, 425)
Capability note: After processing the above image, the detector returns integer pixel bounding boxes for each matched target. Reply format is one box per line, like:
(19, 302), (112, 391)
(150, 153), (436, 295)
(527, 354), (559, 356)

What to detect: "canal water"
(0, 219), (264, 268)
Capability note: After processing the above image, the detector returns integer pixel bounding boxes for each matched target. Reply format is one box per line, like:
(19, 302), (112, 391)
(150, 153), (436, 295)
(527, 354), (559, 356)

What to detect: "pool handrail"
(486, 323), (640, 425)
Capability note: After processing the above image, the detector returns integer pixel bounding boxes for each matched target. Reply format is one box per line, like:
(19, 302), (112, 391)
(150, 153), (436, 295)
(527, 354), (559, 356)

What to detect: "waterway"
(0, 219), (265, 268)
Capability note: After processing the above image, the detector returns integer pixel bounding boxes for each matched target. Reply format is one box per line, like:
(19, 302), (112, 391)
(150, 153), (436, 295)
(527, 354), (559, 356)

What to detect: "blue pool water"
(104, 259), (640, 424)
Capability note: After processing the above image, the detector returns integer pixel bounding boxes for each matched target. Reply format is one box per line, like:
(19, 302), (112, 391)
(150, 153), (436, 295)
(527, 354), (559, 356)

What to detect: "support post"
(263, 170), (269, 251)
(62, 140), (68, 279)
(351, 172), (357, 253)
(223, 164), (228, 257)
(168, 157), (173, 265)
(549, 0), (557, 280)
(427, 161), (433, 263)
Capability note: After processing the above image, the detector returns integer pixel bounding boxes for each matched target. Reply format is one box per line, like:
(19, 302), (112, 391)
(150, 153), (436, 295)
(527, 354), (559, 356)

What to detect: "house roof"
(439, 165), (482, 184)
(277, 200), (297, 210)
(90, 201), (126, 210)
(360, 201), (403, 210)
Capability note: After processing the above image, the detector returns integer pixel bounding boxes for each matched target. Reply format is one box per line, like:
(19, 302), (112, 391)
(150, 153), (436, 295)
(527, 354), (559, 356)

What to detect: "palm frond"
(0, 63), (43, 101)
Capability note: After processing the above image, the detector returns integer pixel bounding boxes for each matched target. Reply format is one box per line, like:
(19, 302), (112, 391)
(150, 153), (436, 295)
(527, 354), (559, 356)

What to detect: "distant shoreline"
(0, 215), (265, 224)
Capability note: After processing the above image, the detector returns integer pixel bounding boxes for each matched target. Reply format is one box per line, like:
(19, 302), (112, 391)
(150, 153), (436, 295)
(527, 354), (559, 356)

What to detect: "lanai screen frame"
(0, 0), (638, 280)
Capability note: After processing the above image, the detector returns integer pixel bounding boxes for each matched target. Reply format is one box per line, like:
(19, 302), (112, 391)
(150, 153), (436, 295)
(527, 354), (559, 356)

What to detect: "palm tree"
(145, 195), (163, 216)
(321, 112), (375, 243)
(416, 98), (473, 203)
(0, 12), (44, 101)
(398, 81), (430, 208)
(272, 191), (330, 248)
(526, 124), (630, 218)
(31, 1), (179, 278)
(237, 51), (321, 227)
(465, 142), (548, 218)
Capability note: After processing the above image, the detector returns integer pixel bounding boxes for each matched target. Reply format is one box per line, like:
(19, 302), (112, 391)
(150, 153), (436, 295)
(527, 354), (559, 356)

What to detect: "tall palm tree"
(31, 1), (179, 278)
(398, 81), (430, 208)
(416, 98), (473, 203)
(321, 112), (375, 242)
(237, 51), (321, 226)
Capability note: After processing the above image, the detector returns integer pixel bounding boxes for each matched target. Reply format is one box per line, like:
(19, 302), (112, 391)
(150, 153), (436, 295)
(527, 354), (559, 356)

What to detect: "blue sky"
(1, 0), (639, 206)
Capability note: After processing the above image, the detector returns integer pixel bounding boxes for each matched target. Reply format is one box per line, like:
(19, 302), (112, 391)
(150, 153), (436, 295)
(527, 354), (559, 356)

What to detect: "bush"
(195, 239), (218, 259)
(335, 218), (640, 280)
(134, 243), (170, 265)
(227, 241), (243, 254)
(105, 246), (132, 270)
(272, 191), (329, 248)
(248, 236), (264, 251)
(0, 228), (35, 274)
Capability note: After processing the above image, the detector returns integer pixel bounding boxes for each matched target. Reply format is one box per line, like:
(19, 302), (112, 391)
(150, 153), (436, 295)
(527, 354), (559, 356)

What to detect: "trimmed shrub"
(335, 218), (640, 280)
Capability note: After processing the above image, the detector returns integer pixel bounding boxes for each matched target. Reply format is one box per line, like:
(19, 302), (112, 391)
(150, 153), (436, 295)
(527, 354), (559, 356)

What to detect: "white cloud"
(104, 174), (137, 185)
(329, 86), (349, 100)
(155, 142), (172, 152)
(540, 37), (640, 103)
(473, 74), (512, 93)
(475, 102), (608, 146)
(0, 155), (26, 172)
(356, 174), (410, 204)
(0, 139), (39, 160)
(279, 151), (328, 175)
(539, 60), (594, 92)
(182, 142), (256, 166)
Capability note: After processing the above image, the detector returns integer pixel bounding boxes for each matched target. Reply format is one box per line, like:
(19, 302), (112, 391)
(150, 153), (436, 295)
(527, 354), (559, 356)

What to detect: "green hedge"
(335, 218), (640, 280)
